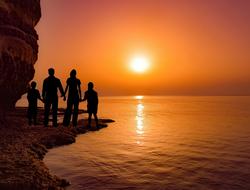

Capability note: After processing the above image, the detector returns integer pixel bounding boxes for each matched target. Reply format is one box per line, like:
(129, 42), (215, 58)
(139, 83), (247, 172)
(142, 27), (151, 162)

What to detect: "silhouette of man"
(82, 82), (99, 128)
(42, 68), (65, 127)
(63, 69), (82, 127)
(27, 81), (43, 126)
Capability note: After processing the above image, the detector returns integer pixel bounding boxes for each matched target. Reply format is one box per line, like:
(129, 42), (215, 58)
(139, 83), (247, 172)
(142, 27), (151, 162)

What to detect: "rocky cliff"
(0, 0), (41, 113)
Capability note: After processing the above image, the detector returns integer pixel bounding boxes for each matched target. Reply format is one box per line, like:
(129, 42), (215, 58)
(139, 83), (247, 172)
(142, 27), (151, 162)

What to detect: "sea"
(18, 96), (250, 190)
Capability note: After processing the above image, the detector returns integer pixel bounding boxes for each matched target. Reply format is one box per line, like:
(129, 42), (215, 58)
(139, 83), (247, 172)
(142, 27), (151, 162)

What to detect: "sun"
(130, 56), (150, 73)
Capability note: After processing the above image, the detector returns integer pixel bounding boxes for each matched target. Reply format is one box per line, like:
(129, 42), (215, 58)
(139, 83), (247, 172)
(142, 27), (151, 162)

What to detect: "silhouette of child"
(82, 82), (99, 128)
(27, 81), (43, 125)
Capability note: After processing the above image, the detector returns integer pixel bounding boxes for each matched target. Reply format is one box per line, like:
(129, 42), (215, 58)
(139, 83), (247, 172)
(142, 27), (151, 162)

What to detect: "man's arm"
(58, 79), (65, 98)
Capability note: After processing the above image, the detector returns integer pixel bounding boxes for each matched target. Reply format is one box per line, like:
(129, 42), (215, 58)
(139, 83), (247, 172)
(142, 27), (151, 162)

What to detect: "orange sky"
(34, 0), (250, 95)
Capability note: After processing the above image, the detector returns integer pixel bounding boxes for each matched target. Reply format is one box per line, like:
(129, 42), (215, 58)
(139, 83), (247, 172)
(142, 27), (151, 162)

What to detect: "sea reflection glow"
(136, 100), (145, 141)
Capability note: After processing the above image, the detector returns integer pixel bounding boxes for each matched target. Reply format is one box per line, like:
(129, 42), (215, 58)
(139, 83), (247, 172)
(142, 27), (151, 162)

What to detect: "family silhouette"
(27, 68), (99, 128)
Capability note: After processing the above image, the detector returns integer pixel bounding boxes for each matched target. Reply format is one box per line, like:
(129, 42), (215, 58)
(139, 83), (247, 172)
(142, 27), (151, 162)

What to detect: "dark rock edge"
(0, 110), (114, 190)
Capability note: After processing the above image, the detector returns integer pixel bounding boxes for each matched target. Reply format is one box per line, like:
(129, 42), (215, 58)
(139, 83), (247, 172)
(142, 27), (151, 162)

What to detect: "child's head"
(31, 81), (37, 89)
(88, 82), (94, 90)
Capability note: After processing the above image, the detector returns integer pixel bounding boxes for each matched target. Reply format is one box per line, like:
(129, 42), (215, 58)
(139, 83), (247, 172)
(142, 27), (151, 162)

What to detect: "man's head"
(70, 69), (77, 78)
(31, 81), (37, 89)
(48, 68), (55, 76)
(88, 82), (94, 90)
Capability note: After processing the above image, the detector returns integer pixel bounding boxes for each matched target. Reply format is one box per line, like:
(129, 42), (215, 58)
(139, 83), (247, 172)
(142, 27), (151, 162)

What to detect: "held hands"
(61, 94), (66, 101)
(80, 97), (86, 102)
(41, 96), (45, 104)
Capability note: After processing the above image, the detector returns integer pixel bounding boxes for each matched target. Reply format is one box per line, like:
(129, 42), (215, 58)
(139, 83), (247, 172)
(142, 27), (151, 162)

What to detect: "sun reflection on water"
(135, 97), (145, 144)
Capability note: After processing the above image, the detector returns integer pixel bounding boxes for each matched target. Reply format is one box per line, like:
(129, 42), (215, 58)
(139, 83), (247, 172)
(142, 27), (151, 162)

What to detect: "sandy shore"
(0, 108), (114, 190)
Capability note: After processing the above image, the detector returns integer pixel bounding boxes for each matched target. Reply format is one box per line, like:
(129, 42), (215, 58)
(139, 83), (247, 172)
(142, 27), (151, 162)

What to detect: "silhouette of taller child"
(63, 69), (82, 126)
(27, 81), (43, 126)
(42, 68), (65, 127)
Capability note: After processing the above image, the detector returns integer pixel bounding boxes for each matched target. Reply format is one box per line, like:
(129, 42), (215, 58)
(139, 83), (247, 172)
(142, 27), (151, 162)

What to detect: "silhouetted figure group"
(27, 68), (99, 128)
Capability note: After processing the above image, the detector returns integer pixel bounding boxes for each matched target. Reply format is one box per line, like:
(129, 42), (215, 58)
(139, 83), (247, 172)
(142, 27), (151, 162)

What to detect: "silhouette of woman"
(63, 69), (82, 126)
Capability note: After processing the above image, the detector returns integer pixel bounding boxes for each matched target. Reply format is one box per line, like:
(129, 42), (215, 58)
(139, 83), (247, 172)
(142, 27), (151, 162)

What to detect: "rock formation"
(0, 0), (41, 112)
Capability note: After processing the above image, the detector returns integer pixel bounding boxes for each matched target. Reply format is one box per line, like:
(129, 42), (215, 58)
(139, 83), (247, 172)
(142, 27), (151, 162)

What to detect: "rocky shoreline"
(0, 108), (114, 190)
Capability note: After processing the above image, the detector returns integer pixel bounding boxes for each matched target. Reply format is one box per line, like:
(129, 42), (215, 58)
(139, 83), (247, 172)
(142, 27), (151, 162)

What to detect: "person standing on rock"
(27, 81), (43, 126)
(81, 82), (99, 129)
(63, 69), (82, 127)
(42, 68), (65, 127)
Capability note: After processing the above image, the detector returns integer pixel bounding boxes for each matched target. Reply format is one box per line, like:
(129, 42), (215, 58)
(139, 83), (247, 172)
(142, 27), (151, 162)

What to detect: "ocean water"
(43, 96), (250, 190)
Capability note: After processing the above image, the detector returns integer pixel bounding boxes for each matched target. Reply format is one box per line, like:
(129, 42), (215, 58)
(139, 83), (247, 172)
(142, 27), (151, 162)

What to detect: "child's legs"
(27, 106), (33, 125)
(94, 113), (98, 126)
(33, 108), (37, 125)
(88, 112), (92, 126)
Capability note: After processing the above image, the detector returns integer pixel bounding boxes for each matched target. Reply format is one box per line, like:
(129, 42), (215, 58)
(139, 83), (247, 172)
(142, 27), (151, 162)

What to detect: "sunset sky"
(34, 0), (250, 96)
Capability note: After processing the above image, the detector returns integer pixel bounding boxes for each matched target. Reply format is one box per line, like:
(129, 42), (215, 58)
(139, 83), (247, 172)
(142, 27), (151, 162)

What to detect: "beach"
(0, 107), (113, 190)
